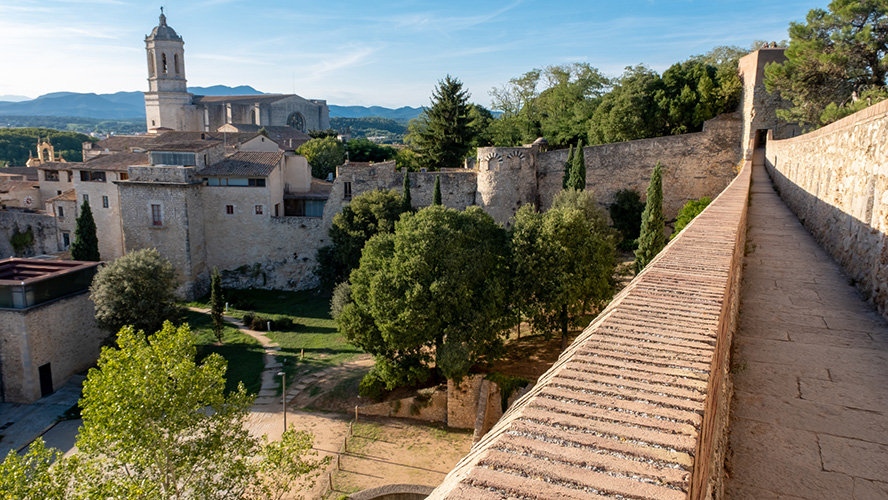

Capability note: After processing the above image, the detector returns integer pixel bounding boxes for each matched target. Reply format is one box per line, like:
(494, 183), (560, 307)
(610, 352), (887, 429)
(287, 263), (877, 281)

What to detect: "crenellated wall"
(765, 99), (888, 320)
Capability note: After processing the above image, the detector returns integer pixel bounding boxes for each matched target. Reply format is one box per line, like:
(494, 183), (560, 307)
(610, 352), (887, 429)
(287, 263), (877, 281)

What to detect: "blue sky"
(0, 0), (820, 108)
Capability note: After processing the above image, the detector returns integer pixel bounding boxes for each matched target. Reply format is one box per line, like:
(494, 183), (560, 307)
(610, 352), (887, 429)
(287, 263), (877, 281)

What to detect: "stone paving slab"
(725, 163), (888, 499)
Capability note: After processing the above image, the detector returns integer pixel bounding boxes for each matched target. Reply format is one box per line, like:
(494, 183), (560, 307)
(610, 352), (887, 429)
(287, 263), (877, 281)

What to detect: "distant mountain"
(329, 105), (423, 123)
(0, 95), (32, 102)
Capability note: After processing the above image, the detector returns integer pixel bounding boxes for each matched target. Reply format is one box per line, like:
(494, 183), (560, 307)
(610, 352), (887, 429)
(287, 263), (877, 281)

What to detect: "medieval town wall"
(0, 210), (59, 258)
(765, 99), (888, 319)
(535, 112), (743, 219)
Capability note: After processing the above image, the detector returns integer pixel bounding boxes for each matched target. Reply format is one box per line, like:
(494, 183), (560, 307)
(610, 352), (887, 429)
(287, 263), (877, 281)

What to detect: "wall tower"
(144, 9), (196, 131)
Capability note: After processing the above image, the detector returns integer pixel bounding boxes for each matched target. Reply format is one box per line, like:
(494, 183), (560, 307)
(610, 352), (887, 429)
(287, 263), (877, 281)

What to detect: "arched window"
(162, 53), (168, 74)
(148, 51), (155, 77)
(250, 110), (256, 124)
(287, 112), (305, 131)
(174, 54), (180, 74)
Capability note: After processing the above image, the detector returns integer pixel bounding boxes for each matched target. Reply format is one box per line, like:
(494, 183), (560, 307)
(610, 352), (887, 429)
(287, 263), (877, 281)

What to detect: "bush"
(242, 313), (254, 327)
(250, 316), (269, 331)
(359, 370), (388, 401)
(672, 196), (712, 237)
(272, 317), (295, 330)
(609, 189), (645, 241)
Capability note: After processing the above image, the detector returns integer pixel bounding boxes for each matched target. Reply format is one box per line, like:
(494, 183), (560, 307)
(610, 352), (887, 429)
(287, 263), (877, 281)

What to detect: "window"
(150, 152), (196, 166)
(162, 53), (168, 73)
(343, 182), (352, 199)
(82, 194), (89, 204)
(249, 178), (266, 187)
(204, 177), (266, 187)
(61, 232), (70, 249)
(151, 204), (162, 226)
(284, 199), (325, 217)
(57, 206), (64, 218)
(102, 196), (109, 208)
(227, 178), (249, 186)
(254, 205), (263, 215)
(226, 205), (234, 215)
(80, 171), (106, 182)
(56, 190), (62, 195)
(44, 170), (59, 181)
(119, 172), (129, 180)
(174, 53), (179, 74)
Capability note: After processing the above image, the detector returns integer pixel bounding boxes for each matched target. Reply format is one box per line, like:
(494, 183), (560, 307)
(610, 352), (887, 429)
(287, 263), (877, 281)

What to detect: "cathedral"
(143, 9), (330, 134)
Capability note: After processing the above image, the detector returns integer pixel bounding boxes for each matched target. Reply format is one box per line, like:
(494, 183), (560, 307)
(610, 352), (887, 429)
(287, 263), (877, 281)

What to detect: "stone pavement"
(725, 163), (888, 499)
(0, 375), (84, 457)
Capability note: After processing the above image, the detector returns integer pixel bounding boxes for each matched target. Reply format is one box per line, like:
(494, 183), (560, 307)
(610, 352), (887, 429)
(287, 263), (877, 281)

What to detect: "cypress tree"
(433, 175), (442, 205)
(567, 139), (586, 191)
(634, 162), (666, 273)
(71, 199), (100, 261)
(562, 144), (574, 189)
(210, 268), (224, 343)
(401, 170), (412, 213)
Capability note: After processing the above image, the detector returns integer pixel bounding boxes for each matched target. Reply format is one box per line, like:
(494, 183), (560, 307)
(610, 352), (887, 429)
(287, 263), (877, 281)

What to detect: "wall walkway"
(725, 163), (888, 499)
(427, 157), (752, 499)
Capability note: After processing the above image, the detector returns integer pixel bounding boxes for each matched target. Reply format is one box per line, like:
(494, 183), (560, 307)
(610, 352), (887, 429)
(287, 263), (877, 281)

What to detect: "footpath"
(725, 163), (888, 499)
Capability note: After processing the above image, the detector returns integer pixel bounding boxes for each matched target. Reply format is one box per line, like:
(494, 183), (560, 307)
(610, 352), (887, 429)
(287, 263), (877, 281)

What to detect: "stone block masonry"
(766, 98), (888, 321)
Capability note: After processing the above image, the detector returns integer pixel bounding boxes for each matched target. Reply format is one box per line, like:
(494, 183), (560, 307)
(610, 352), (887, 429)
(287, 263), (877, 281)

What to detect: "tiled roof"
(47, 189), (76, 202)
(36, 162), (79, 171)
(221, 124), (311, 149)
(86, 135), (157, 153)
(0, 180), (38, 192)
(79, 152), (149, 172)
(0, 167), (39, 181)
(429, 165), (752, 500)
(197, 151), (282, 177)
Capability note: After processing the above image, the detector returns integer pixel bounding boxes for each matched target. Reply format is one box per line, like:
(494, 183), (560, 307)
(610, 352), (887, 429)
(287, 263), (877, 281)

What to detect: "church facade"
(143, 11), (330, 134)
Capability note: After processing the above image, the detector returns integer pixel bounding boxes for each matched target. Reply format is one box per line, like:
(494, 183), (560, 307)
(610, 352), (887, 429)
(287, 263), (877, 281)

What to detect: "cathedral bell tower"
(144, 8), (195, 131)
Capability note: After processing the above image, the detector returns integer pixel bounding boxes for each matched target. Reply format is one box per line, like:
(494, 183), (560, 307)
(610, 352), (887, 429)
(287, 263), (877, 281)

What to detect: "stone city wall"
(765, 99), (888, 320)
(0, 292), (104, 403)
(536, 113), (743, 220)
(0, 210), (59, 258)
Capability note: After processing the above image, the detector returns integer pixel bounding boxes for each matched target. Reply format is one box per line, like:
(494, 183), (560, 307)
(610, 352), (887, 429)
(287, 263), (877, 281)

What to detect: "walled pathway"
(725, 163), (888, 499)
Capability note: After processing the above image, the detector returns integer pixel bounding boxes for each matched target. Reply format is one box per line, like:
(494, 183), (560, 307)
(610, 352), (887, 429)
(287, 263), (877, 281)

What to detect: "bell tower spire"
(143, 9), (194, 131)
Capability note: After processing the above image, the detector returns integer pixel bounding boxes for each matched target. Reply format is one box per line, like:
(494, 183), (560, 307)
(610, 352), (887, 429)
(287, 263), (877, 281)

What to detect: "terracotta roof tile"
(197, 151), (282, 177)
(79, 152), (149, 172)
(46, 189), (76, 202)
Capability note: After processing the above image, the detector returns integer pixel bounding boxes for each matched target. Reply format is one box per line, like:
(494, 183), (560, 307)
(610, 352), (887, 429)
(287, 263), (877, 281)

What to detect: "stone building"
(143, 10), (329, 134)
(0, 258), (103, 403)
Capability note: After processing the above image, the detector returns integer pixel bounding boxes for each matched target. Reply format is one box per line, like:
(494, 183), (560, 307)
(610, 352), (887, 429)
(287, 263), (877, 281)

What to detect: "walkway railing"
(428, 160), (753, 500)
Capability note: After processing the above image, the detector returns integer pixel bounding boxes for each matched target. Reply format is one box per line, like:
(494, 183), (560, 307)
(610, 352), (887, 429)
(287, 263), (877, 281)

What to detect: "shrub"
(672, 196), (712, 237)
(250, 316), (269, 331)
(272, 317), (295, 330)
(609, 189), (645, 241)
(242, 313), (255, 326)
(359, 370), (388, 401)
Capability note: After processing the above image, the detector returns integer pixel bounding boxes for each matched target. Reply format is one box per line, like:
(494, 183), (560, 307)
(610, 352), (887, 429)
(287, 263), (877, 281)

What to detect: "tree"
(1, 322), (326, 499)
(345, 138), (397, 163)
(295, 136), (346, 179)
(90, 248), (181, 336)
(433, 175), (442, 205)
(635, 162), (666, 272)
(567, 139), (586, 191)
(562, 144), (574, 189)
(407, 75), (474, 170)
(672, 196), (712, 237)
(401, 170), (412, 213)
(70, 199), (100, 261)
(337, 206), (512, 385)
(511, 198), (617, 350)
(765, 0), (888, 128)
(314, 189), (405, 290)
(210, 268), (224, 343)
(609, 189), (646, 242)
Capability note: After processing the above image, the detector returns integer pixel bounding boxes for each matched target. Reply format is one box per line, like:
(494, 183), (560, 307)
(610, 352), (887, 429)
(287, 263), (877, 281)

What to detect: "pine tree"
(634, 162), (666, 272)
(409, 75), (473, 170)
(210, 268), (224, 343)
(562, 144), (574, 189)
(71, 199), (100, 261)
(433, 175), (442, 205)
(401, 170), (412, 212)
(567, 139), (586, 191)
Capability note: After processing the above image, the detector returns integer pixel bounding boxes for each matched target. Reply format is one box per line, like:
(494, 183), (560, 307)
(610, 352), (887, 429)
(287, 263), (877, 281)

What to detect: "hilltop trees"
(635, 162), (666, 272)
(90, 248), (181, 337)
(407, 75), (474, 170)
(765, 0), (888, 128)
(70, 199), (100, 261)
(296, 136), (346, 179)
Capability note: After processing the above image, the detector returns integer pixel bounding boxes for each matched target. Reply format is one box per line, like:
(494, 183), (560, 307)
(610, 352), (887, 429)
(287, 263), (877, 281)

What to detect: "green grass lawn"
(184, 310), (265, 395)
(187, 289), (363, 394)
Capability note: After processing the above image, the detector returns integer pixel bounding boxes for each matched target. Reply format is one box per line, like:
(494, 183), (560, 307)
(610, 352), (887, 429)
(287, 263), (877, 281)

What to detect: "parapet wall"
(428, 159), (752, 500)
(765, 99), (888, 320)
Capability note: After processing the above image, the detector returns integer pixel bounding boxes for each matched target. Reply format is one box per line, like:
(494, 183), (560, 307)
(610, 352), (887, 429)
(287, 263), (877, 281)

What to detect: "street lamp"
(277, 371), (287, 432)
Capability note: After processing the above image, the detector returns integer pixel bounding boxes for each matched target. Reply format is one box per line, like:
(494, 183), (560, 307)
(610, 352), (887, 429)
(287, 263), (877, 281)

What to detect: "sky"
(0, 0), (821, 109)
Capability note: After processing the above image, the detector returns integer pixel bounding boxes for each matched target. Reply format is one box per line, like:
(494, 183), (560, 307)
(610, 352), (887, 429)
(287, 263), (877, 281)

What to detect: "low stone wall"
(428, 159), (752, 500)
(765, 99), (888, 320)
(348, 484), (434, 500)
(357, 387), (447, 423)
(0, 210), (59, 258)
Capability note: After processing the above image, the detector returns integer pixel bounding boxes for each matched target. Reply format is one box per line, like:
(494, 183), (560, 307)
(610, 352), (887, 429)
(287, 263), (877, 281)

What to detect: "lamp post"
(277, 371), (287, 432)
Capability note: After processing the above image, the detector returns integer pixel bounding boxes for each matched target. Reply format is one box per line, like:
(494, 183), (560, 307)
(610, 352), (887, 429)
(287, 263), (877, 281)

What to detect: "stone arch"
(148, 50), (155, 77)
(287, 112), (305, 131)
(162, 53), (168, 73)
(174, 53), (180, 74)
(250, 109), (256, 124)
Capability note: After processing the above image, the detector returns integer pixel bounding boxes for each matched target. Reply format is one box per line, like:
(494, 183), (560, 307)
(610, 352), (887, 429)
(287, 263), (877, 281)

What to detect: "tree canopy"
(70, 200), (100, 262)
(345, 138), (398, 163)
(407, 75), (474, 170)
(0, 127), (92, 166)
(764, 0), (888, 128)
(90, 248), (181, 336)
(295, 136), (346, 179)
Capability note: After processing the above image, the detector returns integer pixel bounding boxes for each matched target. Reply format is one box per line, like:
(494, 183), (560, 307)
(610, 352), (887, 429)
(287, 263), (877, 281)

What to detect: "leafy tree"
(210, 268), (224, 342)
(401, 170), (412, 212)
(307, 128), (338, 139)
(2, 324), (325, 499)
(672, 196), (712, 237)
(314, 189), (405, 290)
(765, 0), (888, 128)
(589, 65), (667, 144)
(635, 162), (666, 272)
(329, 117), (408, 142)
(511, 198), (616, 350)
(433, 175), (442, 205)
(295, 136), (346, 179)
(394, 148), (421, 172)
(345, 138), (397, 162)
(90, 248), (181, 336)
(0, 127), (93, 166)
(468, 103), (495, 148)
(338, 206), (512, 384)
(407, 75), (474, 170)
(70, 199), (100, 261)
(609, 189), (646, 242)
(566, 139), (586, 190)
